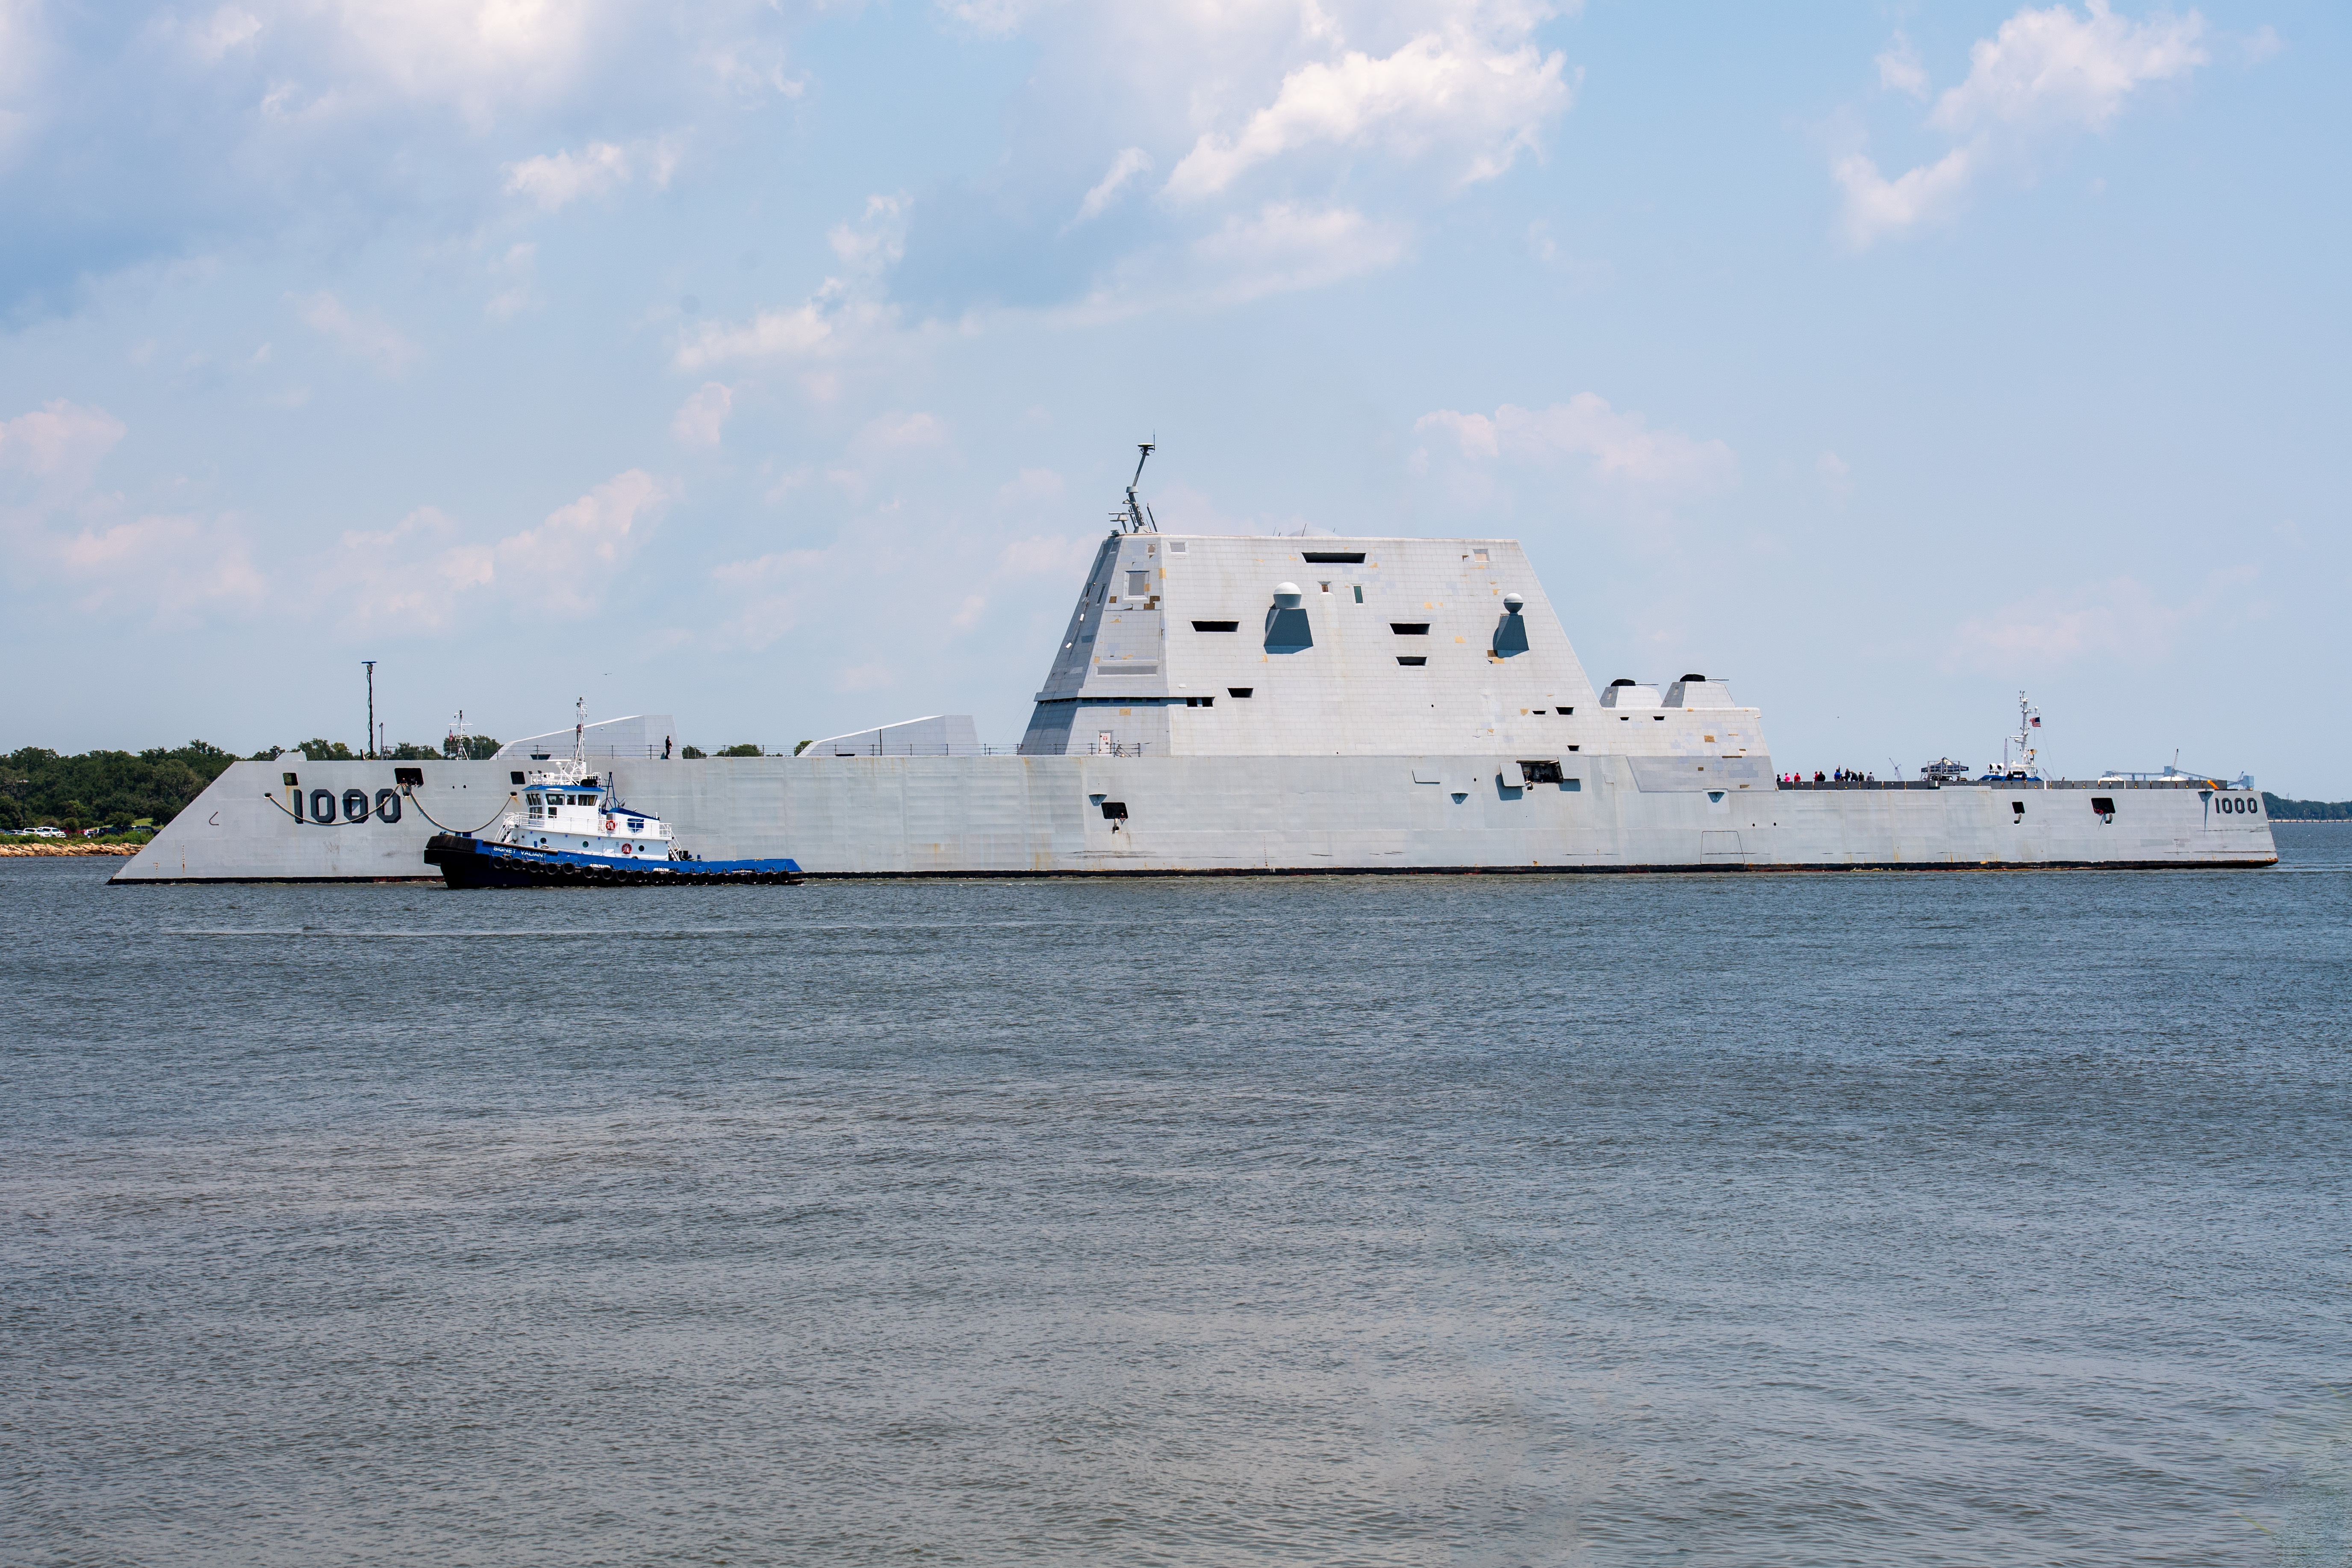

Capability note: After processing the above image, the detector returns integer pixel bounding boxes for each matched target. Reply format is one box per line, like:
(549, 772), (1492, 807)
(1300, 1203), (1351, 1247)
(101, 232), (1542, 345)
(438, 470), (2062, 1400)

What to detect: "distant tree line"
(0, 734), (504, 831)
(2262, 793), (2352, 820)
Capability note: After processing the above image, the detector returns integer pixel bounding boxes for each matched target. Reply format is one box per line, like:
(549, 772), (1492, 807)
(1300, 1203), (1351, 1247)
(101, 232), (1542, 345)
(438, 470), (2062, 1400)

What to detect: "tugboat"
(420, 705), (803, 888)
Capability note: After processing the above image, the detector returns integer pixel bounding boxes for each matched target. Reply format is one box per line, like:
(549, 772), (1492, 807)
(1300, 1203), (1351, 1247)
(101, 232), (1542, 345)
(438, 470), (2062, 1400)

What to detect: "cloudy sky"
(2, 0), (2342, 789)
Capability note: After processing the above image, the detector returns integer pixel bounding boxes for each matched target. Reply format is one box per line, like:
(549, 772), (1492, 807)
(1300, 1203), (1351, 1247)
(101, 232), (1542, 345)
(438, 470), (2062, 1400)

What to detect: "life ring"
(622, 843), (634, 855)
(604, 815), (616, 832)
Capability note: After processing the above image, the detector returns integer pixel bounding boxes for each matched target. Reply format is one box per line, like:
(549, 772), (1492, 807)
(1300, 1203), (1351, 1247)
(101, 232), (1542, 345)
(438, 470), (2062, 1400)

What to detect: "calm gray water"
(6, 832), (2351, 1566)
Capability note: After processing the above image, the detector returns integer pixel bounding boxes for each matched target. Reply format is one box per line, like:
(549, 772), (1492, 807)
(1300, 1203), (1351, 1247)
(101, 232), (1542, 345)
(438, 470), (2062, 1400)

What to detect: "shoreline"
(1, 842), (143, 857)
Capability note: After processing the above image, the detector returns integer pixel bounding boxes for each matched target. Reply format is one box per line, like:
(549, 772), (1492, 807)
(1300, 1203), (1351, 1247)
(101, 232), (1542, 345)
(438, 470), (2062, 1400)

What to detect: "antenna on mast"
(1120, 441), (1157, 534)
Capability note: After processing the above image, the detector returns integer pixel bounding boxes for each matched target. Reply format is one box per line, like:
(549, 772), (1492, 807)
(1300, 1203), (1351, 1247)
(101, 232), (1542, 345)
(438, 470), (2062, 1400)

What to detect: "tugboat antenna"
(1121, 441), (1157, 534)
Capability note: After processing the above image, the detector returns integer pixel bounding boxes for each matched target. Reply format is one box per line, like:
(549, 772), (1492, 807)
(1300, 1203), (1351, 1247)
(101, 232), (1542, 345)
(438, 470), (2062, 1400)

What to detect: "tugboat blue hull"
(423, 834), (804, 888)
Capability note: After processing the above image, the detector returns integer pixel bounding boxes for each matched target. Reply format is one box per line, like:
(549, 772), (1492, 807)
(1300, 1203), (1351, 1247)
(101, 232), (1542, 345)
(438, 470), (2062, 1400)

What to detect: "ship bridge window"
(1192, 620), (1239, 632)
(1228, 687), (1253, 698)
(1301, 551), (1365, 564)
(525, 793), (542, 805)
(1391, 623), (1429, 635)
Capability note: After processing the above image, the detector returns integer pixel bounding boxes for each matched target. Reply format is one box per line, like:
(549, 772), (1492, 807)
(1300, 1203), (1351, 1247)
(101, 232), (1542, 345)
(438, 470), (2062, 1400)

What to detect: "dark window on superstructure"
(1391, 623), (1429, 635)
(1302, 551), (1366, 563)
(1352, 585), (1364, 603)
(1556, 707), (1573, 715)
(1520, 760), (1566, 785)
(1184, 696), (1216, 707)
(1192, 620), (1239, 632)
(1396, 656), (1427, 666)
(1228, 687), (1254, 698)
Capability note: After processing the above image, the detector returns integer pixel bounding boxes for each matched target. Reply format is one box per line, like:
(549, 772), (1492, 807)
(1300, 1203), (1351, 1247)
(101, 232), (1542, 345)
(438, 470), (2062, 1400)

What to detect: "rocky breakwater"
(1, 841), (143, 857)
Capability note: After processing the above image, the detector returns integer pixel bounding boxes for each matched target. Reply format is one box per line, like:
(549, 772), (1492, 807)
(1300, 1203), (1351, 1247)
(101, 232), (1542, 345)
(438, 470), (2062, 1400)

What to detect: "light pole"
(363, 660), (377, 759)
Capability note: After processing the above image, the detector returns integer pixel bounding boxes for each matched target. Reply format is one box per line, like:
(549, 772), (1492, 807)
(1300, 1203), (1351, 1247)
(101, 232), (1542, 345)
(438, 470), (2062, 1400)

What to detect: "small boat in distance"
(421, 704), (803, 888)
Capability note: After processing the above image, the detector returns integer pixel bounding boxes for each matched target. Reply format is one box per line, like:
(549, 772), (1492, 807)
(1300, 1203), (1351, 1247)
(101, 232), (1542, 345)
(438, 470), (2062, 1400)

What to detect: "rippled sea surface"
(6, 831), (2351, 1566)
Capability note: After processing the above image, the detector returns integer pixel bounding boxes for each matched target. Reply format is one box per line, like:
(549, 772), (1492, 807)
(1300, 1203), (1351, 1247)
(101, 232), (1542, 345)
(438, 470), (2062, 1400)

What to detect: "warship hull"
(113, 753), (2276, 883)
(108, 527), (2278, 883)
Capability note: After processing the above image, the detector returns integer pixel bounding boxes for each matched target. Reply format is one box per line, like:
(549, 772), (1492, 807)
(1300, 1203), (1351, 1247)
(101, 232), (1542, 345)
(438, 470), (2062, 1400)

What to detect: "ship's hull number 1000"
(2216, 794), (2259, 816)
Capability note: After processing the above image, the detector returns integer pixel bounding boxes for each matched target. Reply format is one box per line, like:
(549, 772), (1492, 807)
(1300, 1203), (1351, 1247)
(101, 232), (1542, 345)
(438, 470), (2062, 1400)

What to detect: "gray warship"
(114, 456), (2276, 882)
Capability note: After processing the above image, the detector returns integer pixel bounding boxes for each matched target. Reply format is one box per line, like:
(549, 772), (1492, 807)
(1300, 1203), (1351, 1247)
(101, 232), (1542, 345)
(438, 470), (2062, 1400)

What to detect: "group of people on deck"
(1781, 769), (1877, 785)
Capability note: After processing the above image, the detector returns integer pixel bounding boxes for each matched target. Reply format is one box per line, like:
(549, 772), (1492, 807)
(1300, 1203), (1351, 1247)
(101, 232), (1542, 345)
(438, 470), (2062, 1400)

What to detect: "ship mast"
(1115, 442), (1158, 534)
(2007, 691), (2042, 776)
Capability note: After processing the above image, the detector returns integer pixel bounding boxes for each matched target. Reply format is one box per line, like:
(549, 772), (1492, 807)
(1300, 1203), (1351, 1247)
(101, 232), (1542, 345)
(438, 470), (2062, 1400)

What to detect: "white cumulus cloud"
(504, 140), (629, 210)
(670, 382), (734, 447)
(1836, 1), (2211, 247)
(291, 291), (422, 374)
(1164, 30), (1571, 200)
(0, 399), (127, 488)
(1415, 396), (1737, 492)
(1070, 146), (1152, 226)
(675, 195), (905, 375)
(1876, 33), (1928, 98)
(1189, 201), (1409, 304)
(332, 470), (672, 627)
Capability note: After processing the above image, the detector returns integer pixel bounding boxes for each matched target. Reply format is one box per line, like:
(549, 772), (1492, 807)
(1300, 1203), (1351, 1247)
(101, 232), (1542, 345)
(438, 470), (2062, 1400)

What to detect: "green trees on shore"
(0, 733), (508, 830)
(0, 743), (241, 831)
